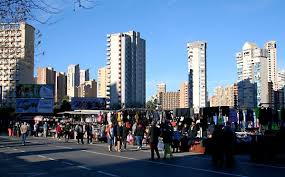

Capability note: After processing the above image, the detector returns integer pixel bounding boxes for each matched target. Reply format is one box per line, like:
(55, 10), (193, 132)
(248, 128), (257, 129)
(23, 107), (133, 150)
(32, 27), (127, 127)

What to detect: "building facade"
(97, 67), (107, 98)
(80, 69), (89, 85)
(67, 64), (80, 98)
(36, 67), (55, 84)
(160, 91), (180, 110)
(264, 41), (278, 90)
(55, 72), (67, 103)
(236, 42), (269, 108)
(106, 31), (146, 108)
(157, 83), (166, 105)
(179, 82), (189, 108)
(210, 85), (235, 107)
(187, 41), (207, 113)
(78, 80), (97, 98)
(0, 23), (34, 106)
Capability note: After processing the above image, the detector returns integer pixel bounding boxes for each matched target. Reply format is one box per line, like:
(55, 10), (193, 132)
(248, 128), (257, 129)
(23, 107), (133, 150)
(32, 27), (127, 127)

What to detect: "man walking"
(148, 121), (160, 160)
(20, 122), (28, 146)
(86, 123), (93, 144)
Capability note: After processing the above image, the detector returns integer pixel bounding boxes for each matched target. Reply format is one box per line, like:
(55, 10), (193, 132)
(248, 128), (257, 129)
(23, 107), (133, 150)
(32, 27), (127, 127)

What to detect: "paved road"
(1, 135), (285, 177)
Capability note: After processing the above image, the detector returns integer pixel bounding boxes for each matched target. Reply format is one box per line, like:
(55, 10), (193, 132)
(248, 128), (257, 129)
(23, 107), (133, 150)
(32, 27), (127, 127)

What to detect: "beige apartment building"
(157, 83), (166, 105)
(0, 22), (34, 106)
(78, 80), (97, 98)
(97, 67), (107, 98)
(179, 82), (189, 108)
(55, 72), (67, 103)
(37, 67), (55, 84)
(210, 85), (235, 107)
(160, 91), (180, 110)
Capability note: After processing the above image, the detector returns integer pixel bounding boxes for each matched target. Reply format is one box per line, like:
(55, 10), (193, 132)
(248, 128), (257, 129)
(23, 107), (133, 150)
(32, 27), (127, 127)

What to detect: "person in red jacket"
(56, 123), (62, 140)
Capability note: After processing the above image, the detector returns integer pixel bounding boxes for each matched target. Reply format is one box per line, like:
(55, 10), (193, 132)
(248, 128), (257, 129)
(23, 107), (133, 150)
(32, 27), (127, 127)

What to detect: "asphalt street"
(1, 135), (285, 177)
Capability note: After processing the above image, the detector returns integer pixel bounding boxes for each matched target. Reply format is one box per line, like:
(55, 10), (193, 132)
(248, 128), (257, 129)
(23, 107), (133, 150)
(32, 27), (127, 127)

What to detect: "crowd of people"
(6, 114), (237, 165)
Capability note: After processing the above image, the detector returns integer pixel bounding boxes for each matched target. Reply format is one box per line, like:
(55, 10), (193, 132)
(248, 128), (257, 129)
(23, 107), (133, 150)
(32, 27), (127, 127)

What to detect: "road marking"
(0, 145), (4, 148)
(13, 148), (18, 151)
(81, 150), (248, 177)
(53, 145), (73, 149)
(77, 165), (91, 170)
(97, 171), (120, 177)
(20, 150), (26, 153)
(37, 155), (55, 161)
(62, 162), (74, 166)
(37, 155), (46, 158)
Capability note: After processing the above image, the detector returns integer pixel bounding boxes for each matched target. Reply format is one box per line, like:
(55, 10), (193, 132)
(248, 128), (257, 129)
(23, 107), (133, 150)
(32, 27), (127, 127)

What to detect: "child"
(127, 131), (134, 145)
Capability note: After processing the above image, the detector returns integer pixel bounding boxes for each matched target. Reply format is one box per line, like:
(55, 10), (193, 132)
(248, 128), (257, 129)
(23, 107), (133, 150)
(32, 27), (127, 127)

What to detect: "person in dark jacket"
(162, 123), (173, 160)
(223, 122), (235, 167)
(116, 121), (123, 152)
(86, 123), (93, 144)
(148, 121), (161, 160)
(211, 125), (224, 167)
(135, 120), (144, 150)
(122, 122), (129, 150)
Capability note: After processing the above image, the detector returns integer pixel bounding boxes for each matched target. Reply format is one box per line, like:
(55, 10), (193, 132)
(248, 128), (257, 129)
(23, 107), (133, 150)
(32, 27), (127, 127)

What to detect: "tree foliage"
(0, 0), (96, 23)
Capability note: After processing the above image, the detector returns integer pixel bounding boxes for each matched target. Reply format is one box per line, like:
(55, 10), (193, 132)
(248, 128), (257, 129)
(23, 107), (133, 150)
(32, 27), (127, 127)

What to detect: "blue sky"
(33, 0), (285, 99)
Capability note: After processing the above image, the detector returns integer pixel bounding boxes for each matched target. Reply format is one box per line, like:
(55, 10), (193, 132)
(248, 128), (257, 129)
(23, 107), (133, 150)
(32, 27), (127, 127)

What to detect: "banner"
(71, 97), (106, 110)
(16, 84), (54, 99)
(16, 98), (53, 113)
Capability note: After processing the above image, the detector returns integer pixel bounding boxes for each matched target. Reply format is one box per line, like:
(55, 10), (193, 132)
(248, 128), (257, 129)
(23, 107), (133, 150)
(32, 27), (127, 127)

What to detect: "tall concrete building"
(67, 64), (80, 98)
(36, 67), (55, 84)
(157, 83), (166, 94)
(179, 82), (189, 108)
(160, 91), (180, 110)
(78, 80), (97, 98)
(187, 41), (207, 113)
(157, 83), (166, 105)
(55, 72), (67, 103)
(0, 23), (34, 106)
(106, 31), (146, 108)
(277, 70), (285, 107)
(264, 41), (278, 90)
(278, 70), (285, 90)
(97, 67), (107, 98)
(236, 42), (269, 108)
(80, 69), (89, 85)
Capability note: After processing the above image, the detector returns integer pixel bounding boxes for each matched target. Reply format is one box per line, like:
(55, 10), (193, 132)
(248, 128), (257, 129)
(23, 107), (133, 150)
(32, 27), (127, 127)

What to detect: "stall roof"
(57, 110), (109, 115)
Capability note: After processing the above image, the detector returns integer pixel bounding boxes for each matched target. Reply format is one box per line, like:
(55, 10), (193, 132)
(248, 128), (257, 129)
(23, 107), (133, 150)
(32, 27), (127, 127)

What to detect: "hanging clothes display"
(239, 110), (244, 122)
(229, 108), (238, 123)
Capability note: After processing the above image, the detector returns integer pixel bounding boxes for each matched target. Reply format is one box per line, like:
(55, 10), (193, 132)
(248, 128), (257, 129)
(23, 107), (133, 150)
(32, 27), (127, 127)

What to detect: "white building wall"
(187, 41), (207, 113)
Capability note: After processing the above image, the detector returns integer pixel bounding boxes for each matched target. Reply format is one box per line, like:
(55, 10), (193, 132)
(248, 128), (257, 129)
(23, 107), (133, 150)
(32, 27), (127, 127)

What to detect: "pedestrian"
(211, 125), (224, 167)
(135, 120), (144, 150)
(34, 123), (38, 137)
(122, 122), (128, 150)
(56, 123), (62, 140)
(172, 126), (181, 153)
(116, 121), (123, 152)
(63, 123), (71, 142)
(106, 122), (114, 152)
(162, 123), (173, 160)
(148, 121), (160, 160)
(223, 122), (235, 167)
(86, 123), (93, 144)
(75, 123), (84, 144)
(20, 122), (28, 146)
(43, 122), (48, 138)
